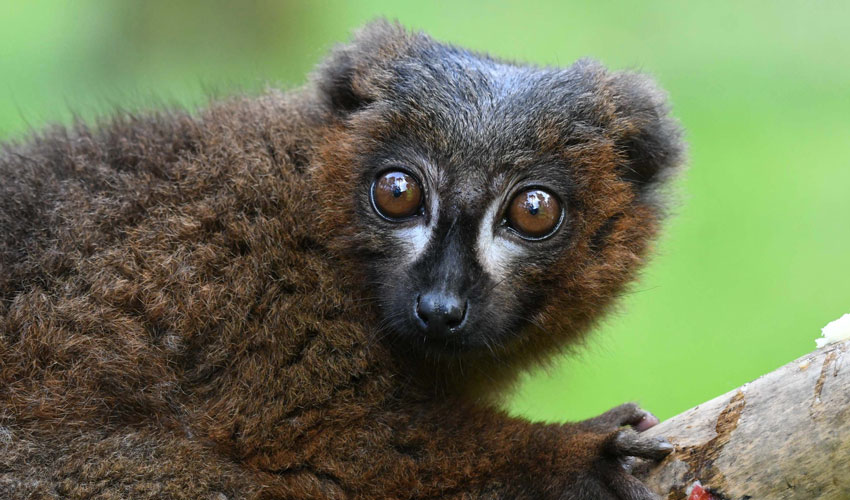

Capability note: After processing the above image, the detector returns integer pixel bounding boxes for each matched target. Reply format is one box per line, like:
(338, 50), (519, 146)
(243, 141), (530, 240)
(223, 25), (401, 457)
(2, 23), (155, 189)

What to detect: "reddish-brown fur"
(1, 22), (683, 499)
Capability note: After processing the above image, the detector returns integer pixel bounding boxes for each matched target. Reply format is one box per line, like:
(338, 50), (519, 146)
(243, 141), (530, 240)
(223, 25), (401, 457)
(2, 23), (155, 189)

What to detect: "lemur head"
(313, 21), (684, 362)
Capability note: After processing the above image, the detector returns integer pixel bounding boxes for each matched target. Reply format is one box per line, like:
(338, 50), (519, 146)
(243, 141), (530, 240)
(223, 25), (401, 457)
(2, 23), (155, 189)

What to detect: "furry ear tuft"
(320, 52), (372, 114)
(313, 19), (413, 117)
(607, 70), (686, 196)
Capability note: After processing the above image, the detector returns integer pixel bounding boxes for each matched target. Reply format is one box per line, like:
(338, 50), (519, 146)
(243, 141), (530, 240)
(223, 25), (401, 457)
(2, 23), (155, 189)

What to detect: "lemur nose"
(415, 292), (467, 335)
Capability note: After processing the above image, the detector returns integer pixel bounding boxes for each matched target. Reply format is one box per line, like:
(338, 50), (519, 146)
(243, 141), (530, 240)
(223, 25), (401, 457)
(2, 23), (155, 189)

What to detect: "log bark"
(634, 340), (850, 500)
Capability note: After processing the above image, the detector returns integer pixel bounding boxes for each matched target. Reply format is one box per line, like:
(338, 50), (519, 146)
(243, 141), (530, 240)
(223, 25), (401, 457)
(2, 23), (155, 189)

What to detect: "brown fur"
(0, 21), (684, 499)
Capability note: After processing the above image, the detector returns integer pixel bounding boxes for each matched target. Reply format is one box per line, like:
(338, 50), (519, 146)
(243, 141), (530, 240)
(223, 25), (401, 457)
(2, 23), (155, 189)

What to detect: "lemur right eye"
(371, 171), (424, 220)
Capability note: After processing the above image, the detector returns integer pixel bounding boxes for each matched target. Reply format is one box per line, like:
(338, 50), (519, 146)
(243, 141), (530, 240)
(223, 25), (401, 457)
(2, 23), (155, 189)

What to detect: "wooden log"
(634, 340), (850, 499)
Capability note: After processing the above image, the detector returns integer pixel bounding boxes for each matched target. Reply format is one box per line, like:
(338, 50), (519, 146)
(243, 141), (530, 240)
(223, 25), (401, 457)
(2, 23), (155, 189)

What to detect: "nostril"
(444, 299), (467, 329)
(414, 294), (426, 326)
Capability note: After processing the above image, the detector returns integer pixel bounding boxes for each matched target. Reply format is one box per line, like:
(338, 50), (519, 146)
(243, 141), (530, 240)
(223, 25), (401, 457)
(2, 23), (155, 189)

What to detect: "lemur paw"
(562, 404), (672, 500)
(577, 402), (661, 434)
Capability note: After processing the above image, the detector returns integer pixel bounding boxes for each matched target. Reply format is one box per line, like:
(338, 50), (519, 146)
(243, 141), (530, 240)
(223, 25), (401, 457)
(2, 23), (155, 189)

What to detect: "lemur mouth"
(418, 330), (475, 354)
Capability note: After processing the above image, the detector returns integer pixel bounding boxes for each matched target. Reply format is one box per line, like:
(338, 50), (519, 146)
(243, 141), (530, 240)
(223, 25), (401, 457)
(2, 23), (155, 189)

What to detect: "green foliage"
(2, 0), (848, 421)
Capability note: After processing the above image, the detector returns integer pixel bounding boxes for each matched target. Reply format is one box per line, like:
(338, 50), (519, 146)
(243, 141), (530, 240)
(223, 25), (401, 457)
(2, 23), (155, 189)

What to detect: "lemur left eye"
(506, 188), (562, 239)
(371, 170), (424, 220)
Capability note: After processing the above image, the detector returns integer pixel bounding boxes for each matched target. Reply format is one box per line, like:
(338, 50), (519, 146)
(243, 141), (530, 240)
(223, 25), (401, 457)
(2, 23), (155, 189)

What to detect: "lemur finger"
(579, 403), (659, 433)
(606, 470), (661, 500)
(609, 429), (673, 460)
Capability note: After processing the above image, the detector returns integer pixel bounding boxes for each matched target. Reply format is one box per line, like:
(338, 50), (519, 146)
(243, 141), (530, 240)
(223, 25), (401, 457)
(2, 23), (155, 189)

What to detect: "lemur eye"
(506, 188), (562, 239)
(372, 171), (424, 220)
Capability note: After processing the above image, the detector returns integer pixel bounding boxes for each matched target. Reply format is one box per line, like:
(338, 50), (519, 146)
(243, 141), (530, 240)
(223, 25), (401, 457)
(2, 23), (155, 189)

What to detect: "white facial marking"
(395, 193), (438, 262)
(397, 225), (431, 261)
(476, 198), (526, 281)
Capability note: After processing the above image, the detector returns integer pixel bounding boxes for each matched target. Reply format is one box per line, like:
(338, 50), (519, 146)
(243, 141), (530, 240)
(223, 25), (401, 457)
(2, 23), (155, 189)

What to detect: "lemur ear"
(314, 19), (412, 116)
(318, 51), (369, 114)
(604, 69), (686, 196)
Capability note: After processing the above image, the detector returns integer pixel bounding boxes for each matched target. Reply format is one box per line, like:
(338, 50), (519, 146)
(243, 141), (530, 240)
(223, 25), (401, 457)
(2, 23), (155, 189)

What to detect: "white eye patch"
(397, 225), (432, 261)
(394, 194), (438, 262)
(476, 198), (526, 281)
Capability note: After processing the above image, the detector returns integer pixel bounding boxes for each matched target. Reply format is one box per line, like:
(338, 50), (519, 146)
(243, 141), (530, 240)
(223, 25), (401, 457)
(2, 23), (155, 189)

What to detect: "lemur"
(0, 20), (684, 499)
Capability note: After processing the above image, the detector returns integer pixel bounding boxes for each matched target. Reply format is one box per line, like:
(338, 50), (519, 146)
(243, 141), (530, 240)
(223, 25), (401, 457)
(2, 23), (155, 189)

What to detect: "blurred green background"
(2, 1), (848, 422)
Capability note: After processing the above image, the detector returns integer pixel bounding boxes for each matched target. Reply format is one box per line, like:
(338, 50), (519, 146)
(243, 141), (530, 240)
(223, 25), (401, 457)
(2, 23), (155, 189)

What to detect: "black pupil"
(392, 184), (403, 197)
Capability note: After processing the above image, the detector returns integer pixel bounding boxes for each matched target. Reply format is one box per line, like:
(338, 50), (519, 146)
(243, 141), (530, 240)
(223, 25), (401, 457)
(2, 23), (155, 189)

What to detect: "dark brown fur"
(0, 22), (684, 499)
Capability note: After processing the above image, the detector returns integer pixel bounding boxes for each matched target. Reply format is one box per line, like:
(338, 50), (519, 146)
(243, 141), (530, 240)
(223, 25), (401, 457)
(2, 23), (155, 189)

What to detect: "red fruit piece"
(687, 482), (715, 500)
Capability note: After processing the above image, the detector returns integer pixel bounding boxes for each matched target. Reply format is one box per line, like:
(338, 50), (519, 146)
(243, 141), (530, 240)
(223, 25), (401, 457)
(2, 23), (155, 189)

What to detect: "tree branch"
(635, 340), (850, 500)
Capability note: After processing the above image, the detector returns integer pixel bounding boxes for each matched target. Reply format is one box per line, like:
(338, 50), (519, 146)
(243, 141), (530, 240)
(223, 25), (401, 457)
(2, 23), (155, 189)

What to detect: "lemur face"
(354, 109), (576, 355)
(314, 22), (683, 359)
